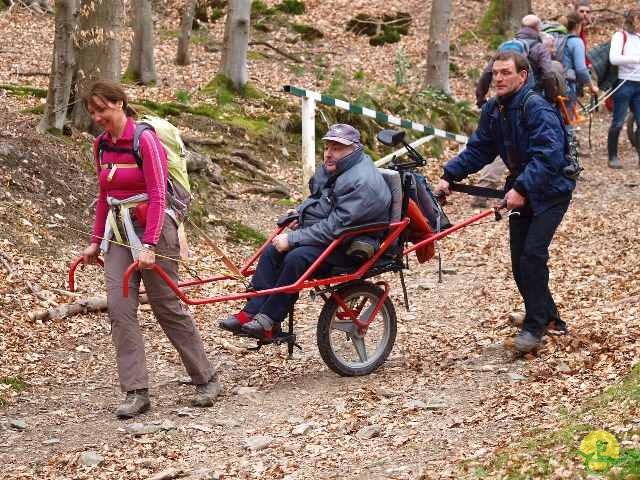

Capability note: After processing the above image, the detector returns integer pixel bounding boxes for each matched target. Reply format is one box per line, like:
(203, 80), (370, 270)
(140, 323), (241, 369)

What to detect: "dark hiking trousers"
(509, 198), (570, 337)
(244, 244), (355, 323)
(105, 215), (214, 392)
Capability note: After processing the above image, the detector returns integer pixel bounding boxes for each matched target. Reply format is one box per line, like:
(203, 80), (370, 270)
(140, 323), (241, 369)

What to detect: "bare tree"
(424, 0), (452, 93)
(71, 0), (124, 133)
(220, 0), (250, 90)
(507, 0), (531, 33)
(176, 0), (197, 66)
(125, 0), (157, 85)
(39, 0), (78, 133)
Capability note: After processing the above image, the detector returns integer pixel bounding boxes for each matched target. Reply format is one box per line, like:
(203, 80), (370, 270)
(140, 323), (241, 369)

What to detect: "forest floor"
(1, 1), (640, 479)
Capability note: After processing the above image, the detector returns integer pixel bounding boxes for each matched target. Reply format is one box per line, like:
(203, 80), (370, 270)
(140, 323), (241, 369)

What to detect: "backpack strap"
(132, 122), (155, 170)
(519, 89), (537, 116)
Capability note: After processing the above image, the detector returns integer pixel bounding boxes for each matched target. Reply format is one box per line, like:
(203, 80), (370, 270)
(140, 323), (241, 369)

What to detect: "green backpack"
(132, 116), (192, 222)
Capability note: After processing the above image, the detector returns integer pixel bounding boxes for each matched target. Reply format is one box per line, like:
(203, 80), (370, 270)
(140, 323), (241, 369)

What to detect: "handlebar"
(68, 255), (104, 292)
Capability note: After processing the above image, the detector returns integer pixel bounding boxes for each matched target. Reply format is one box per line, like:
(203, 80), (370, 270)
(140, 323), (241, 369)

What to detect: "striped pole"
(283, 85), (469, 143)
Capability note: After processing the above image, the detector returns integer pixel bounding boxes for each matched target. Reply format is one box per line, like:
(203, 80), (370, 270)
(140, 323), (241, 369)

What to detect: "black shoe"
(241, 313), (275, 340)
(220, 313), (250, 333)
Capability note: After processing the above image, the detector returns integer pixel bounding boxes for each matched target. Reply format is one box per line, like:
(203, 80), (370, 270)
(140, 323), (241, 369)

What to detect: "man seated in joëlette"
(220, 123), (392, 340)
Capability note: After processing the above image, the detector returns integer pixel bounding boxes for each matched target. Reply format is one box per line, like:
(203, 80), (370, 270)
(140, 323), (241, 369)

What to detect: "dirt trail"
(3, 124), (640, 479)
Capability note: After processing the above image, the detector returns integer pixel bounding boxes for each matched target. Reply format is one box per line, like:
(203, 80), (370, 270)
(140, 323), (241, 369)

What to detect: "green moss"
(21, 105), (45, 115)
(254, 21), (271, 32)
(291, 23), (323, 41)
(175, 90), (192, 104)
(219, 220), (266, 247)
(467, 67), (481, 81)
(191, 32), (209, 45)
(276, 0), (305, 15)
(158, 29), (178, 40)
(247, 50), (268, 60)
(288, 64), (306, 77)
(458, 30), (478, 47)
(1, 377), (27, 392)
(277, 198), (298, 206)
(354, 70), (365, 81)
(0, 84), (47, 98)
(347, 12), (411, 46)
(202, 74), (264, 102)
(479, 0), (507, 37)
(251, 0), (274, 16)
(211, 7), (225, 22)
(370, 29), (401, 46)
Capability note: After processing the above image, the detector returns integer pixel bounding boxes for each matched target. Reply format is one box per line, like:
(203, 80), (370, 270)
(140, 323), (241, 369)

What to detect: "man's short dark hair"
(566, 12), (582, 31)
(493, 51), (529, 74)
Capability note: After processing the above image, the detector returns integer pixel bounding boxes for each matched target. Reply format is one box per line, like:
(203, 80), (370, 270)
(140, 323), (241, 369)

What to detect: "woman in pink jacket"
(81, 80), (221, 418)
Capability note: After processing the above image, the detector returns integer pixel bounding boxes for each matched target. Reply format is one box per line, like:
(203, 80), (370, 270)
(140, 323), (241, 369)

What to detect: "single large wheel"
(317, 282), (397, 376)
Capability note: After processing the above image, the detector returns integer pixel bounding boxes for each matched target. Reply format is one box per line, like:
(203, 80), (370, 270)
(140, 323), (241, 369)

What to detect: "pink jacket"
(91, 117), (168, 246)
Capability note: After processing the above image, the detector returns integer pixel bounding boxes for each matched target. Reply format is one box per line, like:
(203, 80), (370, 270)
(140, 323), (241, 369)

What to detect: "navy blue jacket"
(443, 86), (575, 215)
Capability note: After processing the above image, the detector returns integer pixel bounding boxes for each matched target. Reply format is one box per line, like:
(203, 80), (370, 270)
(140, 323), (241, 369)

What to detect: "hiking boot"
(240, 313), (275, 340)
(191, 377), (224, 407)
(513, 331), (541, 353)
(607, 127), (623, 169)
(115, 389), (150, 418)
(220, 311), (252, 333)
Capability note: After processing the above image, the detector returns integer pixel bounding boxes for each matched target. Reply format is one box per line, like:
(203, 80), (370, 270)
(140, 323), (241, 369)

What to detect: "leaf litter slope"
(1, 116), (639, 479)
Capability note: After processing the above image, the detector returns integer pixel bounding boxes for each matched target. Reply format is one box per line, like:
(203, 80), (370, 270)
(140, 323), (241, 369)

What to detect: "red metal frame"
(68, 207), (499, 306)
(121, 219), (410, 304)
(330, 280), (390, 334)
(68, 256), (104, 292)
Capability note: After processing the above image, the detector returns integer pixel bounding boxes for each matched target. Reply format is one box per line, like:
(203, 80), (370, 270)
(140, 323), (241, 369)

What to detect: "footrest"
(247, 332), (302, 352)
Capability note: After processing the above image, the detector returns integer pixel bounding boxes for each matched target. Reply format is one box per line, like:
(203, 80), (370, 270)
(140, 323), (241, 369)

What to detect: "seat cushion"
(379, 168), (402, 222)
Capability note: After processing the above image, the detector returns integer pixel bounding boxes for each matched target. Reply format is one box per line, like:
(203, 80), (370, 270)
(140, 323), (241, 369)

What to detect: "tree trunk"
(71, 0), (124, 133)
(506, 0), (531, 33)
(38, 0), (78, 133)
(220, 0), (250, 90)
(125, 0), (157, 85)
(424, 0), (452, 93)
(176, 0), (197, 65)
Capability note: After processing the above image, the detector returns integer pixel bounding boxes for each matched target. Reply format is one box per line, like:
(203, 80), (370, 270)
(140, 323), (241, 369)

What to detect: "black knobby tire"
(316, 282), (397, 376)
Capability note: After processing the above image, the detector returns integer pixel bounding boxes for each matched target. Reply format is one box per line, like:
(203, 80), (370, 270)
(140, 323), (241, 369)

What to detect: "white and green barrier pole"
(283, 85), (468, 185)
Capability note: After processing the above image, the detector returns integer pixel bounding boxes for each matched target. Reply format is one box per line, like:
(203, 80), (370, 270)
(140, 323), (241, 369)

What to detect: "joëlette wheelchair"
(69, 129), (507, 377)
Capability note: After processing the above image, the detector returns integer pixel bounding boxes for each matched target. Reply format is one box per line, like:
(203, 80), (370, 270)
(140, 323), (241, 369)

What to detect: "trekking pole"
(186, 217), (245, 280)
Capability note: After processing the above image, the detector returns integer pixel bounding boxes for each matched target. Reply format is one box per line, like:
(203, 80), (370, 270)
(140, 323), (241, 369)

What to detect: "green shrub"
(291, 23), (323, 41)
(276, 0), (305, 15)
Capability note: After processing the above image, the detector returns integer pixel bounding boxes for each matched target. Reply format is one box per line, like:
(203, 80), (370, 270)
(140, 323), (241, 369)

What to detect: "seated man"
(221, 123), (392, 340)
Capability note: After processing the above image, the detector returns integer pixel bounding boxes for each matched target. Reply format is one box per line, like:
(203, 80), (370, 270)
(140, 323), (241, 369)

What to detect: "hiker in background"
(476, 14), (557, 106)
(607, 9), (640, 169)
(435, 52), (575, 354)
(80, 80), (222, 418)
(541, 32), (569, 99)
(574, 0), (593, 70)
(562, 13), (599, 122)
